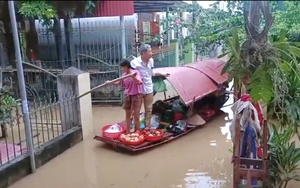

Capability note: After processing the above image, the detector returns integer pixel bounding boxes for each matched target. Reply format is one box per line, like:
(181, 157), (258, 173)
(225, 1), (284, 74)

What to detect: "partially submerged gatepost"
(57, 67), (93, 137)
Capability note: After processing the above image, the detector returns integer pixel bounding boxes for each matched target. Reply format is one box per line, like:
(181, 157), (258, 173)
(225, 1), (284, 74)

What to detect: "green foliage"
(159, 1), (245, 53)
(220, 28), (245, 79)
(270, 2), (300, 42)
(268, 124), (300, 188)
(222, 27), (300, 188)
(217, 2), (300, 187)
(248, 32), (300, 127)
(18, 0), (97, 27)
(85, 0), (97, 15)
(222, 28), (300, 127)
(159, 1), (300, 56)
(18, 1), (57, 26)
(0, 90), (19, 123)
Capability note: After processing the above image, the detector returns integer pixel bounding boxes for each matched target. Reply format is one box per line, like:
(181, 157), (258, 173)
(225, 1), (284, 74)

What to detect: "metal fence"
(12, 17), (181, 104)
(0, 94), (78, 166)
(1, 63), (58, 101)
(153, 50), (176, 68)
(28, 18), (137, 103)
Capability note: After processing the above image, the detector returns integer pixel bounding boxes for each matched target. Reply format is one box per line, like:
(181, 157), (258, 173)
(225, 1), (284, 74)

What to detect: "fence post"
(175, 40), (179, 67)
(57, 67), (93, 137)
(191, 42), (195, 63)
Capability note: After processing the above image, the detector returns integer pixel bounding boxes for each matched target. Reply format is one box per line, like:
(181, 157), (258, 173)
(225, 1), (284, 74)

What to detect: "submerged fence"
(0, 94), (79, 166)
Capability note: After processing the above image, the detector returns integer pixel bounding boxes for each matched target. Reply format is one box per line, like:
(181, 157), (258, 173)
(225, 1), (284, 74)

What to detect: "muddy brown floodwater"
(8, 90), (300, 188)
(9, 92), (235, 188)
(9, 107), (233, 188)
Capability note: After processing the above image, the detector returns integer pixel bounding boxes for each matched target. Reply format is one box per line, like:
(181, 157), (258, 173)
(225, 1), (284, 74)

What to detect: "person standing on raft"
(130, 44), (169, 128)
(106, 59), (143, 133)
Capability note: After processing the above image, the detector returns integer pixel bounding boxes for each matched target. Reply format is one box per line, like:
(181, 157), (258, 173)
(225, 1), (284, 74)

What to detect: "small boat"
(94, 59), (230, 152)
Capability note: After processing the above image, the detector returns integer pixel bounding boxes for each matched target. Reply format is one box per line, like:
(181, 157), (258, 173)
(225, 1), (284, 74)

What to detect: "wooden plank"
(240, 158), (263, 168)
(239, 169), (266, 180)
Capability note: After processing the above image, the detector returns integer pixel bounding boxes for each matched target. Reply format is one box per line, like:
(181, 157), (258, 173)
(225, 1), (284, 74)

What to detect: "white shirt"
(130, 56), (154, 94)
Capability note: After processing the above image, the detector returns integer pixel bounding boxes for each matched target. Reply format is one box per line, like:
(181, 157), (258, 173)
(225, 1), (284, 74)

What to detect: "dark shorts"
(123, 94), (143, 111)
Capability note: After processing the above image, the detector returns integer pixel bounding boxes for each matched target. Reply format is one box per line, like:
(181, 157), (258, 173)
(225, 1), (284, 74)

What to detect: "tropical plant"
(270, 1), (300, 42)
(159, 1), (245, 55)
(220, 1), (300, 187)
(268, 124), (300, 188)
(18, 1), (58, 26)
(0, 89), (19, 138)
(249, 31), (300, 127)
(0, 89), (19, 123)
(18, 0), (97, 26)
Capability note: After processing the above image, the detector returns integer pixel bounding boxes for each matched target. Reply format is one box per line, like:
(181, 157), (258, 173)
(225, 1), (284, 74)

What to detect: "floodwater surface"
(9, 105), (234, 188)
(9, 90), (299, 188)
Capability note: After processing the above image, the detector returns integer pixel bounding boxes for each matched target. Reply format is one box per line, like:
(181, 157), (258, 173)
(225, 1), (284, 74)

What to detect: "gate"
(1, 62), (58, 101)
(152, 45), (177, 68)
(34, 18), (135, 103)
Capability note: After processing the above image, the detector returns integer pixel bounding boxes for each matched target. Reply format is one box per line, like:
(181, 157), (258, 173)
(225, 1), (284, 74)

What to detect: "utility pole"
(8, 0), (36, 173)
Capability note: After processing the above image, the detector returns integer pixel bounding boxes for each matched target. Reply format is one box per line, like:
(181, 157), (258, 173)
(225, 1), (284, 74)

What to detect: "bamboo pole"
(77, 72), (136, 99)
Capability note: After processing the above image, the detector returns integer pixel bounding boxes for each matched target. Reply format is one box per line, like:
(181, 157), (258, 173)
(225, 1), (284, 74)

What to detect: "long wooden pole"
(77, 72), (136, 99)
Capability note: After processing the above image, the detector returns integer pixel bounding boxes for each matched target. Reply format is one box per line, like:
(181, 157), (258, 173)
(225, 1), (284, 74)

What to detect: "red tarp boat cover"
(154, 59), (228, 106)
(184, 59), (228, 85)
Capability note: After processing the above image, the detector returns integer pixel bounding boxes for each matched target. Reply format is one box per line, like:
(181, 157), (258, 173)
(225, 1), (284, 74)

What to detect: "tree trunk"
(53, 18), (65, 63)
(2, 7), (16, 67)
(0, 124), (7, 138)
(241, 1), (274, 75)
(25, 19), (39, 61)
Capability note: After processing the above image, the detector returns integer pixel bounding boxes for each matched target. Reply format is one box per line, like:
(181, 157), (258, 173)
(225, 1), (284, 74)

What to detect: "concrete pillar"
(57, 67), (93, 137)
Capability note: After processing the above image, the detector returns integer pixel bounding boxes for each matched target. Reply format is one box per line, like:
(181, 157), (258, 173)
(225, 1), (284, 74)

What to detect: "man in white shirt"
(130, 44), (169, 128)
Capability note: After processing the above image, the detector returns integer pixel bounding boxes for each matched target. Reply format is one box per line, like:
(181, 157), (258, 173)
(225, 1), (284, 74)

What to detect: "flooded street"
(9, 83), (237, 188)
(6, 93), (300, 188)
(9, 104), (234, 188)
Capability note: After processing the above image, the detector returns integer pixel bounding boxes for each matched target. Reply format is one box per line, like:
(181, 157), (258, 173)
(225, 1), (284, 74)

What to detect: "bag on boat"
(153, 77), (167, 93)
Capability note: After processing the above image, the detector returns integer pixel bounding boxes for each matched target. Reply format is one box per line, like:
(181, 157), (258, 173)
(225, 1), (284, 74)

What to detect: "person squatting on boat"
(130, 44), (169, 128)
(106, 59), (143, 133)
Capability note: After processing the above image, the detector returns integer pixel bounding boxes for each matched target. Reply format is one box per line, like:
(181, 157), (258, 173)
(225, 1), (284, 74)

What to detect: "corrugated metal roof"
(134, 1), (186, 13)
(94, 1), (187, 17)
(95, 1), (134, 17)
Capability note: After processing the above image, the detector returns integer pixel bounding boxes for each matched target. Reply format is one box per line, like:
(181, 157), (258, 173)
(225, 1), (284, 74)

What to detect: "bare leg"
(133, 110), (140, 131)
(143, 93), (153, 128)
(131, 94), (143, 131)
(125, 110), (132, 134)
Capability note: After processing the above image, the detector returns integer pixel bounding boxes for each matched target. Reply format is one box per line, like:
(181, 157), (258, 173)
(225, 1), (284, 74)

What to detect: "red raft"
(94, 59), (230, 152)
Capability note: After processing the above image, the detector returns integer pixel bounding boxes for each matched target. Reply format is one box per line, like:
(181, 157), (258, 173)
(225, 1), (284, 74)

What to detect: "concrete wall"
(0, 127), (83, 187)
(0, 67), (93, 187)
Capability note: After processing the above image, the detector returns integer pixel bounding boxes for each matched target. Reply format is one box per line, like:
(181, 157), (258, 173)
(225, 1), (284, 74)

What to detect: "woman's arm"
(131, 71), (142, 85)
(113, 81), (120, 85)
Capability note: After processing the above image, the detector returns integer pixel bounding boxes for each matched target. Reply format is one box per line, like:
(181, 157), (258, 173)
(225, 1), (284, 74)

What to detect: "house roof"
(133, 1), (185, 13)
